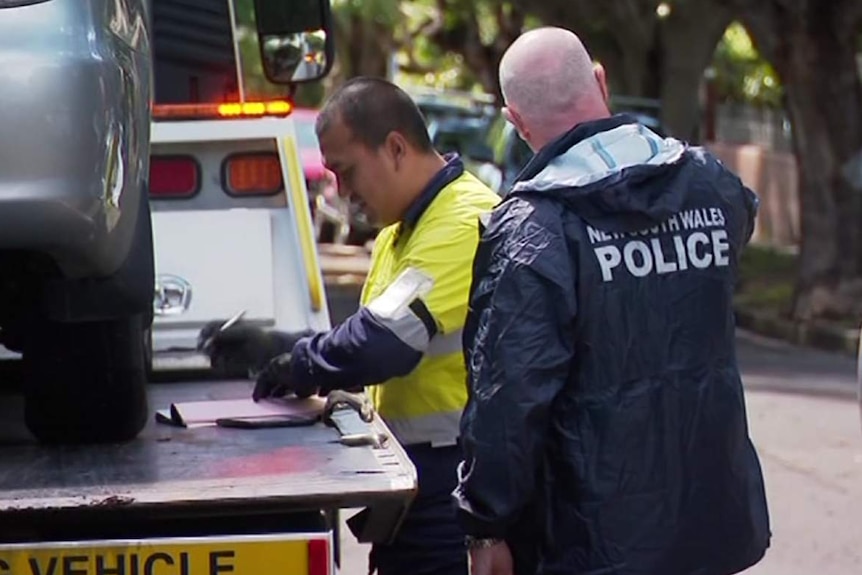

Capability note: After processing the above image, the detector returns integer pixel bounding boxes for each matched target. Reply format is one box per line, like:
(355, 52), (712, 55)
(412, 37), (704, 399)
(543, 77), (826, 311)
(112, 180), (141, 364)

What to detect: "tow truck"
(147, 0), (337, 365)
(0, 1), (417, 573)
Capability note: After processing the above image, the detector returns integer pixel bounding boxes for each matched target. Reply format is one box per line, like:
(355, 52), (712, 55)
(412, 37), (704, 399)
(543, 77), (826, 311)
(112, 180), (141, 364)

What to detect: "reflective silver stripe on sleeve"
(384, 409), (462, 447)
(365, 267), (437, 352)
(366, 267), (435, 319)
(426, 329), (463, 358)
(367, 306), (463, 356)
(370, 307), (432, 352)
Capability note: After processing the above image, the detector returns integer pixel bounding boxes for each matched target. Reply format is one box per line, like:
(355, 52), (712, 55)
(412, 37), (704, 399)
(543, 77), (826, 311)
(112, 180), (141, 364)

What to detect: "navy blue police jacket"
(454, 115), (771, 575)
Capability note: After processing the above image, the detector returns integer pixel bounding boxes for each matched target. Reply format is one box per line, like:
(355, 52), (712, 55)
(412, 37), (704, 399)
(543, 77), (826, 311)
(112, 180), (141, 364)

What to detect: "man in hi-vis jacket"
(203, 77), (500, 575)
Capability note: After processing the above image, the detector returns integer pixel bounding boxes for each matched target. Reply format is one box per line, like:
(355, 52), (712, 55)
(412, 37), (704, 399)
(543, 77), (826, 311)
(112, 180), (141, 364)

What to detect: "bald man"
(454, 27), (770, 575)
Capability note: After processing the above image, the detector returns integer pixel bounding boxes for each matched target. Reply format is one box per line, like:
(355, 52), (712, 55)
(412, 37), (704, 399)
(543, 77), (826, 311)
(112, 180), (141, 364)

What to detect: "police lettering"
(588, 208), (731, 282)
(13, 550), (234, 575)
(586, 208), (726, 246)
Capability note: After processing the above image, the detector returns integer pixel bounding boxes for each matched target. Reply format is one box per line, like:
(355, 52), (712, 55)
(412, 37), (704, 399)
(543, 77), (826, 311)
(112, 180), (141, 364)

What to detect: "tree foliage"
(394, 0), (529, 99)
(711, 22), (782, 108)
(228, 0), (862, 322)
(236, 0), (775, 119)
(716, 0), (862, 321)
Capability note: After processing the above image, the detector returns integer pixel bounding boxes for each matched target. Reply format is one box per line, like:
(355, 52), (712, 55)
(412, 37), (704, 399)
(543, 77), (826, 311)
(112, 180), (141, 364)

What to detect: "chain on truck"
(0, 1), (417, 573)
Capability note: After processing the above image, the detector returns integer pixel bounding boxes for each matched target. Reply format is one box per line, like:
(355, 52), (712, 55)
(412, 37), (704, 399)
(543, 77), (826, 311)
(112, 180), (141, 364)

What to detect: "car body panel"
(0, 0), (151, 278)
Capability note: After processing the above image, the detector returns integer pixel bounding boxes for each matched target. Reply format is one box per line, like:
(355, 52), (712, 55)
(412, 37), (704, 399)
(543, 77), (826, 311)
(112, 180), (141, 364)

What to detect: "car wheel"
(23, 314), (149, 444)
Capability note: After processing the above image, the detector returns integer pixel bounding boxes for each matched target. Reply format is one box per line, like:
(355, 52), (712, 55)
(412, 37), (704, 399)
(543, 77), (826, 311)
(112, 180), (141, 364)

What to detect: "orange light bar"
(152, 100), (294, 121)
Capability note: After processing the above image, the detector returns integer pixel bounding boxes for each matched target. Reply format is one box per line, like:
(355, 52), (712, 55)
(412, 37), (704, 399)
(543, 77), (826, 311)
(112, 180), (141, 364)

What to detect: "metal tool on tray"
(323, 389), (386, 447)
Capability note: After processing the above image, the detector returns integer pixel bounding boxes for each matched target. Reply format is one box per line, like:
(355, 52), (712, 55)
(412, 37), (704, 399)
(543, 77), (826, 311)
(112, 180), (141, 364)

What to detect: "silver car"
(0, 0), (154, 443)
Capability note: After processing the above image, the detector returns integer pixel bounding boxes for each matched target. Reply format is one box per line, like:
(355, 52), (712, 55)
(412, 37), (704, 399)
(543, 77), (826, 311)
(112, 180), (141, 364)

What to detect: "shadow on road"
(736, 330), (857, 402)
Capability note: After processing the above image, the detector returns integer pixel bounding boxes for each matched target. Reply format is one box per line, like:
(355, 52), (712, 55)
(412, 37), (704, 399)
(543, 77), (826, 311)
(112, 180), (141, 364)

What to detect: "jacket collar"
(515, 114), (639, 185)
(403, 153), (464, 227)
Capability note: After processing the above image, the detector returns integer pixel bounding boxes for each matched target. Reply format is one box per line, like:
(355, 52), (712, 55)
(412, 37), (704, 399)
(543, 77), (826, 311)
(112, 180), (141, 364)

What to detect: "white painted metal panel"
(147, 116), (330, 362)
(151, 209), (275, 352)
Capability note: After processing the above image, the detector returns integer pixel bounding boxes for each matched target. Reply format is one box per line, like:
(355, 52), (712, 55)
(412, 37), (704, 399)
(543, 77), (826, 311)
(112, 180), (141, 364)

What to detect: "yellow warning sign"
(0, 533), (328, 575)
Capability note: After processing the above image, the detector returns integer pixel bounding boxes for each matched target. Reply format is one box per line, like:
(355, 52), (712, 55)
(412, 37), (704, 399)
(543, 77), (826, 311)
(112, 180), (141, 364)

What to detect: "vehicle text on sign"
(0, 550), (235, 575)
(0, 533), (322, 575)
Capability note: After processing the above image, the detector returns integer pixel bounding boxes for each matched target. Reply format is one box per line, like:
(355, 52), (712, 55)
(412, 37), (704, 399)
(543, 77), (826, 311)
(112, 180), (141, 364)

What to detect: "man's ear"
(594, 62), (610, 106)
(502, 106), (530, 142)
(384, 131), (408, 171)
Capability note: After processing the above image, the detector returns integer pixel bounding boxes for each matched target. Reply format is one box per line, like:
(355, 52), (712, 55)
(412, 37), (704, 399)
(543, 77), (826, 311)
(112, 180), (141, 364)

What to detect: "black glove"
(197, 319), (313, 378)
(252, 353), (318, 401)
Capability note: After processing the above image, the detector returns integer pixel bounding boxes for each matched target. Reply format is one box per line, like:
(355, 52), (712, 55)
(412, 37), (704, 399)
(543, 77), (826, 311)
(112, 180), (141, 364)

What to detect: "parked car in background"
(293, 108), (332, 194)
(411, 89), (495, 154)
(409, 88), (502, 192)
(428, 115), (491, 157)
(610, 95), (666, 137)
(472, 113), (532, 195)
(413, 88), (496, 125)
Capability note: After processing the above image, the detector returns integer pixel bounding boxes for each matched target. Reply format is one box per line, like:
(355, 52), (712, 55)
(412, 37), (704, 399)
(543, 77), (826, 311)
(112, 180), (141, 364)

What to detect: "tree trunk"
(349, 16), (391, 78)
(783, 38), (862, 319)
(736, 2), (862, 320)
(659, 0), (733, 141)
(425, 1), (525, 104)
(329, 10), (392, 86)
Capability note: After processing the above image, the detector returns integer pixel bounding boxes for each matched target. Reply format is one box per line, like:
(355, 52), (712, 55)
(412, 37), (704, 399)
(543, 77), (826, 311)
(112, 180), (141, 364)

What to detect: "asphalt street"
(734, 332), (861, 575)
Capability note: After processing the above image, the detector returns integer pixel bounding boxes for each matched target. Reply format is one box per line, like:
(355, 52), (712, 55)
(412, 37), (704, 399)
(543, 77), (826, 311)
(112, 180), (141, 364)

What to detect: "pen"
(199, 309), (247, 353)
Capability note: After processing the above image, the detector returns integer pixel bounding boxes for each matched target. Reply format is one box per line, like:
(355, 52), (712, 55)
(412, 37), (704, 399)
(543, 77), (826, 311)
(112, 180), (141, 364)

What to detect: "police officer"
(203, 77), (500, 575)
(453, 27), (770, 575)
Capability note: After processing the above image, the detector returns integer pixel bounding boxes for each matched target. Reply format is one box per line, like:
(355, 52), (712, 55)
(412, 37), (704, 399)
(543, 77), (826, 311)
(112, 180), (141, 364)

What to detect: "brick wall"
(706, 142), (800, 248)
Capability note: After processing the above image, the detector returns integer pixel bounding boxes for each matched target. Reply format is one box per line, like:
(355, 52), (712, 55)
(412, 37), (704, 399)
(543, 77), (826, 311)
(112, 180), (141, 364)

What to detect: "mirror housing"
(252, 0), (335, 84)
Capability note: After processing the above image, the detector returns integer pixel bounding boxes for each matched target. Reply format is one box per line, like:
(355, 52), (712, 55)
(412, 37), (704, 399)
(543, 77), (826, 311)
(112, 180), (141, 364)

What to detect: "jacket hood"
(510, 115), (689, 233)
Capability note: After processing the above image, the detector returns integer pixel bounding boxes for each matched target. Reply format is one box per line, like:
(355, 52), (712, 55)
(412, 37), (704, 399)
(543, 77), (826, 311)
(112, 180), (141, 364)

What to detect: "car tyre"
(23, 314), (149, 444)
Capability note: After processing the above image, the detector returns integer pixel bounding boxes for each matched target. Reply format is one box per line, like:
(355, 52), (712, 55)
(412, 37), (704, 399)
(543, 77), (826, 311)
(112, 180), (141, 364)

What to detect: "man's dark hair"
(315, 77), (434, 153)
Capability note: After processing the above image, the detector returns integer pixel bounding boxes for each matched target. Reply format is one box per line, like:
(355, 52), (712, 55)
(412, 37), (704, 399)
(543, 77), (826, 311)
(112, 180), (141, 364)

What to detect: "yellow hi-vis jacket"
(363, 172), (499, 447)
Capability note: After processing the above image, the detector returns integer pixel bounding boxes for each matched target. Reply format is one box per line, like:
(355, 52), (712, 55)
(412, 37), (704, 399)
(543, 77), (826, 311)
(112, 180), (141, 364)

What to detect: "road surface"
(734, 332), (861, 575)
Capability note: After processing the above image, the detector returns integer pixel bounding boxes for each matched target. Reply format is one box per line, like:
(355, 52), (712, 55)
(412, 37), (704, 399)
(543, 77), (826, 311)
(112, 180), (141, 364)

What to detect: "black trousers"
(369, 443), (468, 575)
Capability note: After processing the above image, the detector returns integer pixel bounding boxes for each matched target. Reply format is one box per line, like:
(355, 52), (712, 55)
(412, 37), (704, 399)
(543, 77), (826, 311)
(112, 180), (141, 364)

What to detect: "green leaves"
(711, 22), (783, 108)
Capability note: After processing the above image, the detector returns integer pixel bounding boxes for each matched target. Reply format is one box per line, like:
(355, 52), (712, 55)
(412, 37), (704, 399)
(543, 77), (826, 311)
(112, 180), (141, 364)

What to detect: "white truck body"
(150, 116), (330, 367)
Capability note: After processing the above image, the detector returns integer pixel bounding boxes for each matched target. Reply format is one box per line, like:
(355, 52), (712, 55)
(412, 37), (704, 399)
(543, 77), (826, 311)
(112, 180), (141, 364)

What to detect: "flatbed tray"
(0, 380), (416, 520)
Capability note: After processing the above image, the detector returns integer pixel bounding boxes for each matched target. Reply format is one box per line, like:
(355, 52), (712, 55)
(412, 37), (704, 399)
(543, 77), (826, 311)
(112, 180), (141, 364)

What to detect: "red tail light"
(149, 156), (200, 198)
(222, 153), (283, 196)
(307, 538), (330, 575)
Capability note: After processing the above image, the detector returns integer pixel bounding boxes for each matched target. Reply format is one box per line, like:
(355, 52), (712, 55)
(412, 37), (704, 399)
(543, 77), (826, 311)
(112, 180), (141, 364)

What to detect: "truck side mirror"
(252, 0), (335, 84)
